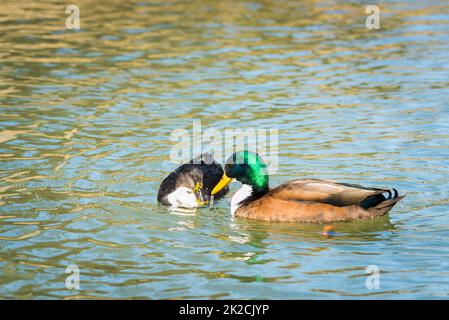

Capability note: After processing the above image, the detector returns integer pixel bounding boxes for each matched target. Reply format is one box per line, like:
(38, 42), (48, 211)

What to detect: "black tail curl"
(361, 188), (402, 209)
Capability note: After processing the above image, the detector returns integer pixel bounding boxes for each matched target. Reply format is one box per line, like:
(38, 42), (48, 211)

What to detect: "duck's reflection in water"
(222, 215), (398, 263)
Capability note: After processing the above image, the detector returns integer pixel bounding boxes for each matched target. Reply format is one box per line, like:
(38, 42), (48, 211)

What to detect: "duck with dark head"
(158, 153), (229, 209)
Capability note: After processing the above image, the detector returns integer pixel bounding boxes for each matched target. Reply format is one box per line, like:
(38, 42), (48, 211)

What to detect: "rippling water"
(1, 0), (449, 299)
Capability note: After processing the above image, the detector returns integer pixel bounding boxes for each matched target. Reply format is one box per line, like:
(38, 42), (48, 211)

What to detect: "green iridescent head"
(224, 151), (269, 192)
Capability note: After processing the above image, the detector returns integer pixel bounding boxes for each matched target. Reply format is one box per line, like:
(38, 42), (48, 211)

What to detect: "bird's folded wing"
(270, 179), (388, 206)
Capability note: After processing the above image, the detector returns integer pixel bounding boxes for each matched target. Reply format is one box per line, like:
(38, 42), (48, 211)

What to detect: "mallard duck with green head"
(211, 151), (405, 223)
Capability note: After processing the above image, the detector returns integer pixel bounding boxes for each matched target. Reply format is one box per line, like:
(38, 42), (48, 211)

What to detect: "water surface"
(1, 0), (449, 299)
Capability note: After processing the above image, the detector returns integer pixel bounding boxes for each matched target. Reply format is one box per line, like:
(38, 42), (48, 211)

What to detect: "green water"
(1, 0), (449, 299)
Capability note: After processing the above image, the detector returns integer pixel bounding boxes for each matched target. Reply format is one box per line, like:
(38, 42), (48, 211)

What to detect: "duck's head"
(211, 151), (269, 195)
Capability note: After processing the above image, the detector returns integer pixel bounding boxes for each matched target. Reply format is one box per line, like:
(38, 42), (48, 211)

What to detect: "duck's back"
(235, 178), (404, 222)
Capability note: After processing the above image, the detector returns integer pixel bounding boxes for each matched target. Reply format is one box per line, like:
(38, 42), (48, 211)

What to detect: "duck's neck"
(231, 183), (268, 216)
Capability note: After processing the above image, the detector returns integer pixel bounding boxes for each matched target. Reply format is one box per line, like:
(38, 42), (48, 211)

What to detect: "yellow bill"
(211, 173), (232, 195)
(192, 181), (208, 206)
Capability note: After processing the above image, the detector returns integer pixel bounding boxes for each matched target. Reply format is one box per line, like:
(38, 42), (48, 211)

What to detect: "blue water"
(0, 0), (448, 299)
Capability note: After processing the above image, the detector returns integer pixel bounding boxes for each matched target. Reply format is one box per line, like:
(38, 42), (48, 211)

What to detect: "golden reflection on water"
(0, 0), (449, 299)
